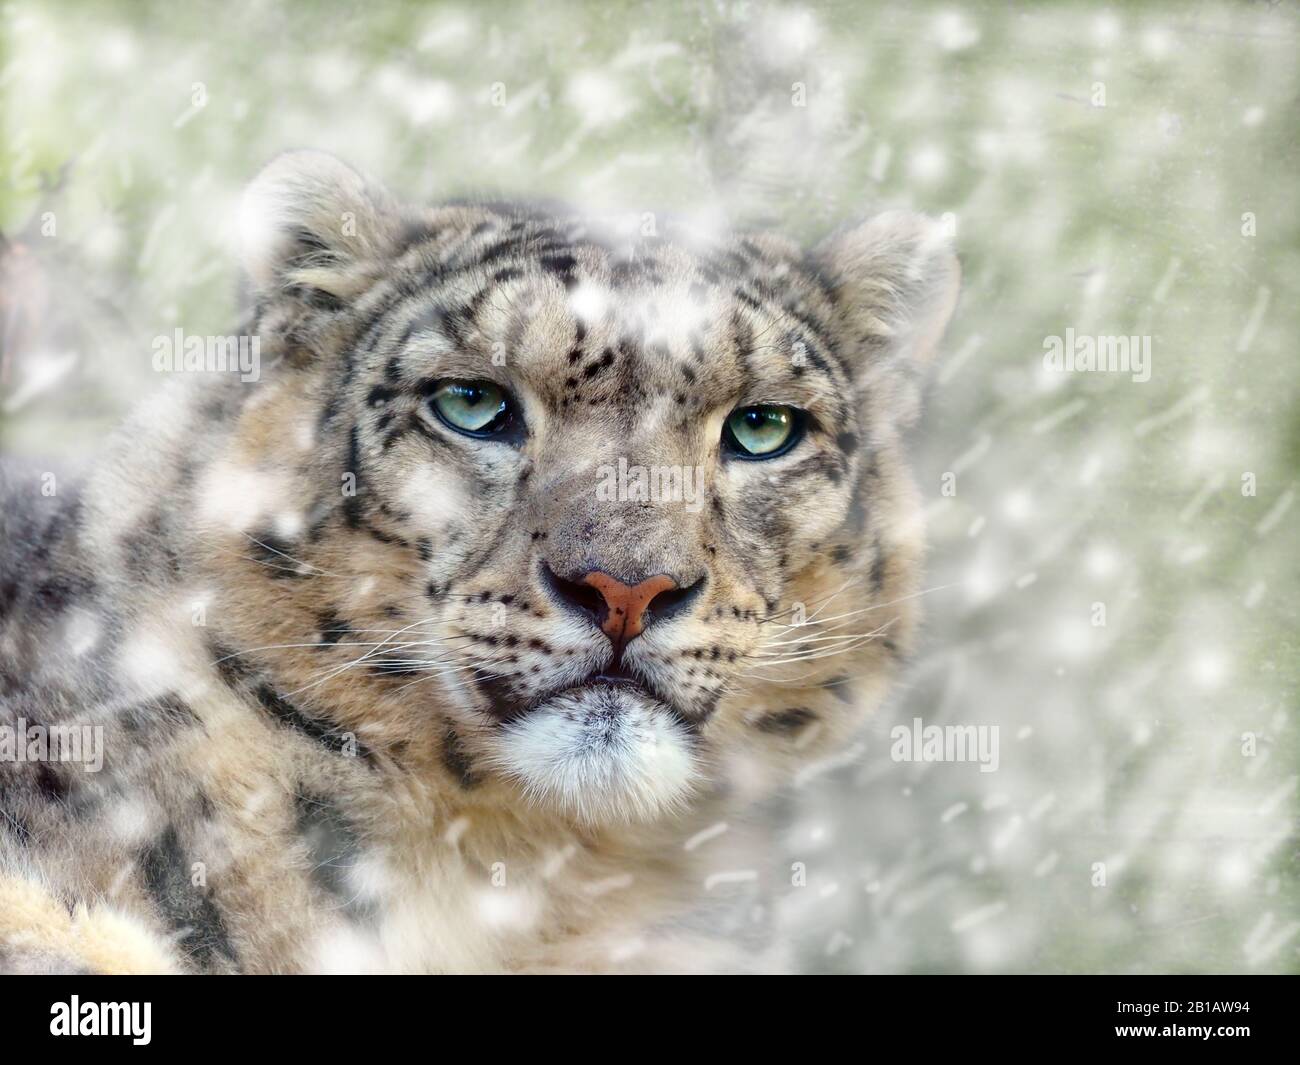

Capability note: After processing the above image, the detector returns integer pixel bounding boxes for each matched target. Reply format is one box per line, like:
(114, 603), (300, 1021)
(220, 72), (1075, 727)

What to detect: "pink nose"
(580, 571), (679, 646)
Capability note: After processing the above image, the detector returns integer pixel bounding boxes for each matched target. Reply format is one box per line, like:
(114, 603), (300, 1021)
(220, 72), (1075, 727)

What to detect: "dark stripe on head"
(845, 472), (869, 538)
(785, 449), (847, 486)
(869, 534), (886, 594)
(343, 426), (364, 528)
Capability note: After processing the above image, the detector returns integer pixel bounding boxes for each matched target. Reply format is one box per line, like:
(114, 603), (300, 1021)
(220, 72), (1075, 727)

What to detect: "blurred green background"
(2, 0), (1297, 972)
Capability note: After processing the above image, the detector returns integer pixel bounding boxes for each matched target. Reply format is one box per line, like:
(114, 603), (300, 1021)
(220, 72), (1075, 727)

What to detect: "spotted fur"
(0, 152), (958, 973)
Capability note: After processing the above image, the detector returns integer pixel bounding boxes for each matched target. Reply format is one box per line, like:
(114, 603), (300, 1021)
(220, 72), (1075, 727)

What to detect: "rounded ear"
(238, 150), (402, 303)
(812, 210), (960, 368)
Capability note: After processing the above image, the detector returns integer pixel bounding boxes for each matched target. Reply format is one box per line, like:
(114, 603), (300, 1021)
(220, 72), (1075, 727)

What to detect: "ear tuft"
(813, 211), (960, 367)
(239, 150), (401, 300)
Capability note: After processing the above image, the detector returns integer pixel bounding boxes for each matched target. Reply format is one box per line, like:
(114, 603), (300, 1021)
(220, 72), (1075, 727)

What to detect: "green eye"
(723, 404), (803, 459)
(430, 380), (512, 436)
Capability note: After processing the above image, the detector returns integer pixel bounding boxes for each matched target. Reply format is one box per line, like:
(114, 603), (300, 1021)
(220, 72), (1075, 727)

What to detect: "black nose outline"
(540, 562), (707, 654)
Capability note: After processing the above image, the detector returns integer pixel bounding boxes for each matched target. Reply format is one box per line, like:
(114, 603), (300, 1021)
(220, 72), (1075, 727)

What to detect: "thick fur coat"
(0, 152), (958, 973)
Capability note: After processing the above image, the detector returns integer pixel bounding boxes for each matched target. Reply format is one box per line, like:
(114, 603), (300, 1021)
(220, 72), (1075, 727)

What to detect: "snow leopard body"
(0, 152), (958, 973)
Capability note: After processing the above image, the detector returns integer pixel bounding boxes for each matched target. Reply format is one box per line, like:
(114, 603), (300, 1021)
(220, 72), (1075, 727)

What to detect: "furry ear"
(813, 211), (960, 370)
(239, 150), (402, 304)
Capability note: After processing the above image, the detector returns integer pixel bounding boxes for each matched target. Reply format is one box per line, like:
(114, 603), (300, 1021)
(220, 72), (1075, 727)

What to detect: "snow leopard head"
(196, 151), (959, 826)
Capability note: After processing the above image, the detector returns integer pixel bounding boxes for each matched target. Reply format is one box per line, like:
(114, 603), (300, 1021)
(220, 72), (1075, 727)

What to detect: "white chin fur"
(492, 687), (696, 824)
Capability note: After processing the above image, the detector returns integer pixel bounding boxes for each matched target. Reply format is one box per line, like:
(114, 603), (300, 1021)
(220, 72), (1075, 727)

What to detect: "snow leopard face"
(199, 151), (959, 826)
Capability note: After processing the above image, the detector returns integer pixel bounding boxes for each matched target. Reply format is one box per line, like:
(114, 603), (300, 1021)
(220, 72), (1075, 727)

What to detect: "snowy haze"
(1, 0), (1296, 973)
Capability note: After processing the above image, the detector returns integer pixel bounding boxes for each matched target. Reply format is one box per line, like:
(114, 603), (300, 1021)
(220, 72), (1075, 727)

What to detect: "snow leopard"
(0, 151), (959, 973)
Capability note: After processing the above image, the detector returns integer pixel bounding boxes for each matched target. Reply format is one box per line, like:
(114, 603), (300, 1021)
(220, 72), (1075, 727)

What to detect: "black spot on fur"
(33, 761), (71, 803)
(476, 675), (524, 722)
(363, 521), (408, 549)
(756, 707), (818, 734)
(582, 348), (616, 379)
(287, 284), (345, 313)
(366, 385), (399, 408)
(139, 825), (238, 970)
(0, 578), (19, 622)
(294, 793), (373, 919)
(540, 253), (578, 286)
(121, 510), (181, 581)
(688, 692), (719, 725)
(31, 573), (96, 615)
(316, 610), (352, 645)
(209, 641), (252, 689)
(788, 450), (845, 486)
(441, 728), (479, 789)
(254, 684), (370, 761)
(247, 531), (309, 579)
(122, 693), (201, 736)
